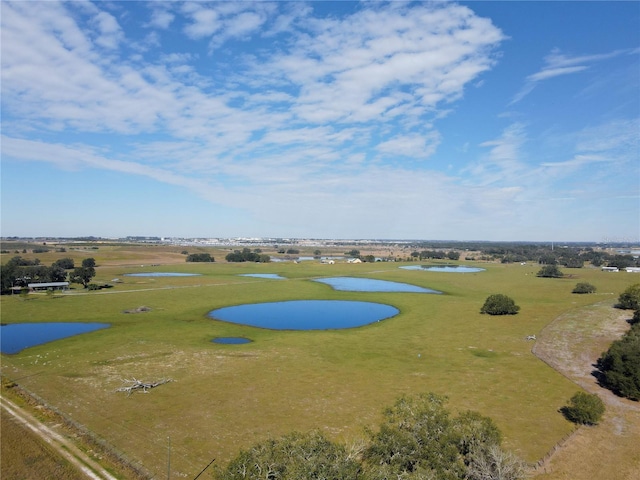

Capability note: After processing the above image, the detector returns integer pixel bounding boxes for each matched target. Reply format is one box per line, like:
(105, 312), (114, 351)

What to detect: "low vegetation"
(216, 393), (527, 480)
(616, 283), (640, 310)
(536, 265), (563, 278)
(186, 253), (215, 262)
(480, 294), (520, 315)
(597, 321), (640, 401)
(560, 391), (605, 425)
(572, 282), (596, 294)
(225, 247), (270, 263)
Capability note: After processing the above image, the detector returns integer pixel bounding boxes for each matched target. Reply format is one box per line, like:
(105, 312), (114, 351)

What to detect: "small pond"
(401, 265), (485, 273)
(123, 272), (201, 277)
(208, 300), (398, 330)
(238, 274), (286, 280)
(212, 337), (252, 344)
(0, 323), (110, 354)
(313, 277), (441, 293)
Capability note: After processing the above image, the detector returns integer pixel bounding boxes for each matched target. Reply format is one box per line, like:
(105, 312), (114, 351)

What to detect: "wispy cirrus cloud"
(510, 47), (631, 104)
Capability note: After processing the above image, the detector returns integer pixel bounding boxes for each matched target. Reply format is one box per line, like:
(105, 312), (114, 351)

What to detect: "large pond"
(401, 265), (485, 273)
(313, 277), (441, 293)
(0, 323), (110, 354)
(123, 272), (201, 277)
(209, 300), (398, 330)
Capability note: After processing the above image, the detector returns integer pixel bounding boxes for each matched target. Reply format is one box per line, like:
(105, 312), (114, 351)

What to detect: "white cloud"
(511, 47), (632, 104)
(148, 8), (174, 29)
(526, 65), (588, 83)
(376, 132), (442, 160)
(183, 6), (220, 39)
(91, 11), (123, 50)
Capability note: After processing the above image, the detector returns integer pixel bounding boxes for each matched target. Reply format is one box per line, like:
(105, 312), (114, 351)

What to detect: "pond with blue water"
(313, 277), (440, 293)
(209, 300), (398, 330)
(1, 323), (110, 354)
(401, 265), (485, 273)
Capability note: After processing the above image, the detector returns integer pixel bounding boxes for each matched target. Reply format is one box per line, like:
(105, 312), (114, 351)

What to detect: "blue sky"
(1, 1), (638, 241)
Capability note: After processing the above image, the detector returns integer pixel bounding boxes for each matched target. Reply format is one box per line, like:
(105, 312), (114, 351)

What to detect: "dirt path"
(531, 301), (640, 479)
(0, 395), (119, 480)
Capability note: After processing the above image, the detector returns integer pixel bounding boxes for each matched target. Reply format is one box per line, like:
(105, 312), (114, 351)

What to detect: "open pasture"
(1, 249), (638, 478)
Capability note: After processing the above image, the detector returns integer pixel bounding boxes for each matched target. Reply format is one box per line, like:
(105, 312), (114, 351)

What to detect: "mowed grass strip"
(2, 257), (639, 478)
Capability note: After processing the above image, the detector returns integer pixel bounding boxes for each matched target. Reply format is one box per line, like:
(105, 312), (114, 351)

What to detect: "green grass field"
(2, 247), (638, 479)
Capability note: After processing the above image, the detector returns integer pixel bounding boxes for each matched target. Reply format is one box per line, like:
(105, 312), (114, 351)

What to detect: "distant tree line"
(215, 393), (528, 480)
(410, 250), (461, 261)
(478, 245), (638, 269)
(225, 248), (270, 263)
(1, 256), (96, 293)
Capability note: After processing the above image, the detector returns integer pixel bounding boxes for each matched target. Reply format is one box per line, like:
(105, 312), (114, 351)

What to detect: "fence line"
(6, 381), (153, 480)
(530, 427), (581, 474)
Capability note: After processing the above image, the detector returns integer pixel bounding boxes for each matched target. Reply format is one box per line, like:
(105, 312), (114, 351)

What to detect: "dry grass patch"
(532, 301), (640, 479)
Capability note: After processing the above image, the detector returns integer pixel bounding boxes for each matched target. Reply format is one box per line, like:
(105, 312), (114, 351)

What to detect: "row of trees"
(596, 284), (640, 400)
(225, 248), (271, 263)
(411, 250), (461, 261)
(1, 256), (96, 293)
(215, 393), (527, 480)
(473, 243), (639, 269)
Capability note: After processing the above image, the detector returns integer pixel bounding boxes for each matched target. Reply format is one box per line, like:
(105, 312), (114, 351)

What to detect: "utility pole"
(167, 437), (171, 480)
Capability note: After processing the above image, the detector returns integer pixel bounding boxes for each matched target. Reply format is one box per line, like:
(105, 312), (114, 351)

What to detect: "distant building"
(601, 266), (619, 272)
(27, 282), (69, 291)
(626, 267), (640, 273)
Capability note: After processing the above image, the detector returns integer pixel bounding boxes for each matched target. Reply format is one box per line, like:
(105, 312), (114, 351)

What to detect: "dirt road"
(1, 395), (119, 480)
(531, 301), (640, 479)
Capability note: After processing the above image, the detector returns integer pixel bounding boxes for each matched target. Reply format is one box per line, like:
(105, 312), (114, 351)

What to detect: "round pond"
(313, 277), (441, 293)
(1, 323), (110, 354)
(208, 300), (399, 330)
(401, 265), (485, 273)
(124, 272), (201, 277)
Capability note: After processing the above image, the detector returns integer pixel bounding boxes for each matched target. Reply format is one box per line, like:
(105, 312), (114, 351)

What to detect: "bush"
(560, 391), (605, 425)
(480, 294), (520, 315)
(572, 282), (596, 294)
(536, 265), (563, 278)
(216, 430), (360, 480)
(617, 283), (640, 310)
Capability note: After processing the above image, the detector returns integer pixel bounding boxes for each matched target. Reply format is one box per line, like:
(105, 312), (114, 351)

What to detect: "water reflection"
(209, 300), (398, 330)
(1, 323), (110, 354)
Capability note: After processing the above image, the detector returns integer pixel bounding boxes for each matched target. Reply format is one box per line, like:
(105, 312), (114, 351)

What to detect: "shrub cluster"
(572, 282), (596, 294)
(536, 265), (563, 278)
(225, 248), (270, 263)
(560, 391), (605, 425)
(215, 393), (528, 480)
(480, 294), (520, 315)
(186, 253), (214, 262)
(597, 321), (640, 401)
(617, 283), (640, 310)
